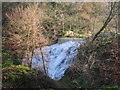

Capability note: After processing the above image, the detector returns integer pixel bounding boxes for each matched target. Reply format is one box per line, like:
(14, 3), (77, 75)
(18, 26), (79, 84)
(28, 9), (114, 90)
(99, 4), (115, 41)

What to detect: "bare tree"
(4, 2), (49, 70)
(92, 2), (118, 42)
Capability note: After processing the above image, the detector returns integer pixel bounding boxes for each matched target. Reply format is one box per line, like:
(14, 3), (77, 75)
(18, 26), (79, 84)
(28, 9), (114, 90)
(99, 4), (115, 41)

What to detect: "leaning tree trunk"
(40, 48), (47, 75)
(92, 2), (118, 42)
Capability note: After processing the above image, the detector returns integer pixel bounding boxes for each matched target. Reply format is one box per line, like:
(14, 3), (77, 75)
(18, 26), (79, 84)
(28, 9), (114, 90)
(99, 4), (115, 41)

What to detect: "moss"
(2, 65), (35, 88)
(74, 33), (88, 37)
(2, 65), (60, 88)
(102, 85), (119, 88)
(63, 30), (90, 38)
(2, 60), (13, 67)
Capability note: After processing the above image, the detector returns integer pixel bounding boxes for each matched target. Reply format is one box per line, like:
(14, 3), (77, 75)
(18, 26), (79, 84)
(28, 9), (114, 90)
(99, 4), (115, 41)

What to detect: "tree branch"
(92, 2), (117, 42)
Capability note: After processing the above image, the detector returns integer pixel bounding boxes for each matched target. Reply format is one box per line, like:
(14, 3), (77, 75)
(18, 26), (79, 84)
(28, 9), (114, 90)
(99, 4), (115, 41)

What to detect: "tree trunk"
(40, 48), (47, 75)
(92, 2), (117, 42)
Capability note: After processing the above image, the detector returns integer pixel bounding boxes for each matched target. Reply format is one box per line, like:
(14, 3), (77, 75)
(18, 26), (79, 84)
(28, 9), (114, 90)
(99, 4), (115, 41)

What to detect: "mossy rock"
(73, 33), (89, 38)
(2, 65), (35, 88)
(2, 65), (60, 88)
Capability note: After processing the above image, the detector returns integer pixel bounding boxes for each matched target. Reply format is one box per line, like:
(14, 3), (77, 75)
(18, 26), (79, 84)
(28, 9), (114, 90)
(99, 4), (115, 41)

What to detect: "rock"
(64, 31), (74, 37)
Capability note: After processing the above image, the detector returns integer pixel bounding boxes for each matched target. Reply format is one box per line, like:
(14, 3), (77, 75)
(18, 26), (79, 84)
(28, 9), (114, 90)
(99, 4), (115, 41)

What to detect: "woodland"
(2, 2), (120, 89)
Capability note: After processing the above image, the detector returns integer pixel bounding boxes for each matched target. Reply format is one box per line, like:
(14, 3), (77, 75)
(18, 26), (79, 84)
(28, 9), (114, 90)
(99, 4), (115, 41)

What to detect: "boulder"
(64, 31), (74, 37)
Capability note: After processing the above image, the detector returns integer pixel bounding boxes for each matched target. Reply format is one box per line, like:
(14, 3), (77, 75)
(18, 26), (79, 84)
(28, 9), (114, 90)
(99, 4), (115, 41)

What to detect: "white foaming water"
(31, 39), (84, 80)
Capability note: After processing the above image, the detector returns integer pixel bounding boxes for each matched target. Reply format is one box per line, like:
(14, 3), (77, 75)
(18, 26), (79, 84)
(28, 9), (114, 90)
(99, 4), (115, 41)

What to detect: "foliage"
(98, 39), (120, 86)
(41, 2), (108, 40)
(2, 2), (119, 88)
(2, 65), (60, 88)
(2, 50), (13, 67)
(2, 48), (22, 66)
(102, 85), (119, 88)
(5, 2), (48, 55)
(59, 32), (119, 88)
(2, 65), (35, 88)
(59, 70), (88, 88)
(2, 60), (13, 67)
(92, 2), (118, 42)
(3, 3), (49, 66)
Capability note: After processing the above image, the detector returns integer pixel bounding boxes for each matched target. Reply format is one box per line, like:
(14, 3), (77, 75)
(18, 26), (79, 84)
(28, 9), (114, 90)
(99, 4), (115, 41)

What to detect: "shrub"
(2, 65), (61, 88)
(3, 2), (48, 61)
(98, 40), (120, 86)
(59, 33), (119, 88)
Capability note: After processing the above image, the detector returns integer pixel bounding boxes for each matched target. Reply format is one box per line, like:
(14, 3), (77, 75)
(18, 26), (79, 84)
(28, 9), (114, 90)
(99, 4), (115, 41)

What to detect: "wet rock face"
(30, 39), (85, 80)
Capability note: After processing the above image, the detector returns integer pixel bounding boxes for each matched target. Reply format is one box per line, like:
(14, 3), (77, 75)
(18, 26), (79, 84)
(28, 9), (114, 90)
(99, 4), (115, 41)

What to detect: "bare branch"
(92, 2), (117, 42)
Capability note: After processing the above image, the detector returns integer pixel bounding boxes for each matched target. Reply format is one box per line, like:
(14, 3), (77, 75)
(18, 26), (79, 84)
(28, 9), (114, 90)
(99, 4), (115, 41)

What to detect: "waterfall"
(31, 38), (85, 80)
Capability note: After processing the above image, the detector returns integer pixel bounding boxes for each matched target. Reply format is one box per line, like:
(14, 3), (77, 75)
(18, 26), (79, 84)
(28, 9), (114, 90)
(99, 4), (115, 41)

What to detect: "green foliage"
(99, 40), (112, 46)
(102, 85), (119, 88)
(2, 65), (60, 88)
(103, 28), (109, 33)
(3, 65), (34, 82)
(2, 65), (35, 88)
(2, 48), (22, 67)
(59, 69), (89, 88)
(74, 33), (87, 37)
(2, 60), (13, 67)
(63, 30), (89, 37)
(2, 50), (13, 67)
